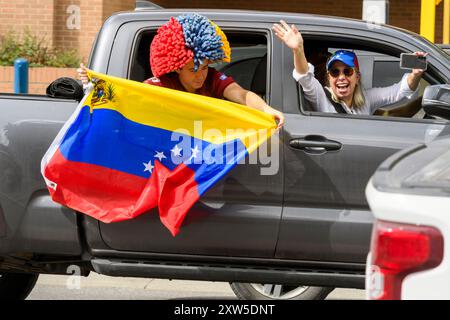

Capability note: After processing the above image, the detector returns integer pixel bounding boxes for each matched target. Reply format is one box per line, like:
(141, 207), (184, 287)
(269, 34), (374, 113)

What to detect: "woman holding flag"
(46, 13), (282, 236)
(78, 13), (284, 128)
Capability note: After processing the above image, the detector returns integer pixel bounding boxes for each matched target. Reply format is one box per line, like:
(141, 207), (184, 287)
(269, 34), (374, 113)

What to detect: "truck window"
(129, 30), (269, 101)
(129, 30), (155, 83)
(214, 33), (268, 101)
(297, 43), (441, 121)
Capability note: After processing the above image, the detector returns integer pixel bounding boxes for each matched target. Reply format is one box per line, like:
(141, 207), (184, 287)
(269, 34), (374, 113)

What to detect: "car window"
(129, 30), (269, 102)
(128, 30), (155, 83)
(372, 59), (430, 99)
(213, 44), (266, 91)
(211, 33), (269, 101)
(372, 61), (408, 87)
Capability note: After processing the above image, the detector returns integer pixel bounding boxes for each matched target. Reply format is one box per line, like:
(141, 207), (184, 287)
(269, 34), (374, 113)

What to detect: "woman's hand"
(272, 20), (303, 50)
(407, 51), (428, 91)
(412, 51), (428, 76)
(273, 20), (309, 75)
(269, 108), (285, 130)
(77, 63), (89, 85)
(223, 83), (285, 129)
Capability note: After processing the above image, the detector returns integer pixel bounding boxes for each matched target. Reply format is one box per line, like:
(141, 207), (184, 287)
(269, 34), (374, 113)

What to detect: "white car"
(366, 84), (450, 300)
(365, 136), (450, 299)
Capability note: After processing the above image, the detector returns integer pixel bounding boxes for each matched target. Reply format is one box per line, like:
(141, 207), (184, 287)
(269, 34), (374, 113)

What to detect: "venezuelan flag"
(41, 70), (276, 236)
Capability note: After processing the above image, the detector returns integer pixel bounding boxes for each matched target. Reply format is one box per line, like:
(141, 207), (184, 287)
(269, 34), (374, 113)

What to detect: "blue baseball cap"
(326, 50), (360, 71)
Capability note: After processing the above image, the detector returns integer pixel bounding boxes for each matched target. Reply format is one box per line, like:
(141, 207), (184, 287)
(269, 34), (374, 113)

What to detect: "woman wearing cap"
(273, 20), (426, 115)
(79, 14), (284, 128)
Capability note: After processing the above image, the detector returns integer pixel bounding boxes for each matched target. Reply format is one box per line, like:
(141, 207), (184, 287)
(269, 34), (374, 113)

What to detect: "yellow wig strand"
(210, 21), (231, 62)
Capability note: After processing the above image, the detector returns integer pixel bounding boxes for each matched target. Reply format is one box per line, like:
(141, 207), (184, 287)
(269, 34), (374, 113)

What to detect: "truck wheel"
(230, 283), (334, 300)
(0, 272), (39, 300)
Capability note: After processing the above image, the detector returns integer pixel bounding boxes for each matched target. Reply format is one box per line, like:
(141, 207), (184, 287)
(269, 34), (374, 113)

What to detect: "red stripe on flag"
(44, 149), (200, 236)
(154, 161), (200, 236)
(44, 149), (156, 222)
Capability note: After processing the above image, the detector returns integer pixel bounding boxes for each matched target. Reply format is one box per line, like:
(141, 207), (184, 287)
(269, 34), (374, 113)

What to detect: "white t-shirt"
(293, 63), (418, 115)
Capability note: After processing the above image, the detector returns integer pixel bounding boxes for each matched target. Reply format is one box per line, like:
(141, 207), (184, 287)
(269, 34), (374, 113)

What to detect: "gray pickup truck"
(0, 9), (449, 300)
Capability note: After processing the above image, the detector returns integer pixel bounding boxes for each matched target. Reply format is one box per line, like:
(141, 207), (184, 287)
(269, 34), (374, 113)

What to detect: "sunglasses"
(328, 68), (355, 78)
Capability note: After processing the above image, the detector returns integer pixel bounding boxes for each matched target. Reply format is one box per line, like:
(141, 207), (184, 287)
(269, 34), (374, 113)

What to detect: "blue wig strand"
(177, 13), (225, 70)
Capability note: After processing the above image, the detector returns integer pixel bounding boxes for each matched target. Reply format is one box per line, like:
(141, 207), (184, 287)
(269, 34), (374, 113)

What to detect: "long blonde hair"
(328, 79), (366, 110)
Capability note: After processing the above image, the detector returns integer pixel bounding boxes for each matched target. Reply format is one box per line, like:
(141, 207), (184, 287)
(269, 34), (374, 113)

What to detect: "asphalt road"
(27, 273), (365, 300)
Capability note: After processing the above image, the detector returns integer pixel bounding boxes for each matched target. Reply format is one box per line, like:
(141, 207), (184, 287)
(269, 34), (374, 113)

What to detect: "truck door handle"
(289, 135), (342, 153)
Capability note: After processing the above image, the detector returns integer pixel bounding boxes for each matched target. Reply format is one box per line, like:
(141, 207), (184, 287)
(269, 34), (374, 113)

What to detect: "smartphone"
(400, 53), (427, 70)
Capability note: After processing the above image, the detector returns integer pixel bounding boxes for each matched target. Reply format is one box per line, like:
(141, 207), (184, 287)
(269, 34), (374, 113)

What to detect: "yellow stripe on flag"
(86, 70), (276, 151)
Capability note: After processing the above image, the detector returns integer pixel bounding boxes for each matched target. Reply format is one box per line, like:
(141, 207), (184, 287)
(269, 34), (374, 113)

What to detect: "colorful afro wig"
(150, 13), (231, 78)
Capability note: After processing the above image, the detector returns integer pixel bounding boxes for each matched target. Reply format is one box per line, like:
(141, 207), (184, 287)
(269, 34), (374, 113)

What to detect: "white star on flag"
(154, 151), (167, 162)
(189, 145), (200, 161)
(171, 144), (182, 157)
(143, 160), (154, 173)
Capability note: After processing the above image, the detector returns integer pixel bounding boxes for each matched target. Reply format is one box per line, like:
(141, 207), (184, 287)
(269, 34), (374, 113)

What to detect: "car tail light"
(368, 220), (444, 300)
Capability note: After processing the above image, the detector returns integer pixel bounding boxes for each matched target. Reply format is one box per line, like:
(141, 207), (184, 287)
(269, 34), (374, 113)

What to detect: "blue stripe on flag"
(59, 106), (248, 193)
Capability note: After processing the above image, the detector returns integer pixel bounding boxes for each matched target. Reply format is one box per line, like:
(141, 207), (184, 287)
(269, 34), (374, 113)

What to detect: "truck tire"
(0, 272), (39, 300)
(230, 283), (334, 300)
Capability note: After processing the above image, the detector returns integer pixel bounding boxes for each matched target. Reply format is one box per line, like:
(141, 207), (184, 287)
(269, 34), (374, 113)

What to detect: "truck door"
(275, 33), (450, 264)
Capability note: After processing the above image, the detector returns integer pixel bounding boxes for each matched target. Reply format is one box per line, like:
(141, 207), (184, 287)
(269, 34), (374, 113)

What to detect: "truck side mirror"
(422, 84), (450, 120)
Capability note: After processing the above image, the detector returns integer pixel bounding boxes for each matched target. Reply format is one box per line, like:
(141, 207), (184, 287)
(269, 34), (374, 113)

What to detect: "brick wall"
(153, 0), (363, 18)
(1, 1), (447, 65)
(435, 1), (444, 44)
(102, 0), (136, 21)
(0, 0), (136, 95)
(390, 0), (444, 44)
(0, 66), (77, 94)
(61, 0), (135, 61)
(77, 0), (104, 62)
(0, 0), (135, 65)
(0, 0), (55, 46)
(1, 0), (447, 95)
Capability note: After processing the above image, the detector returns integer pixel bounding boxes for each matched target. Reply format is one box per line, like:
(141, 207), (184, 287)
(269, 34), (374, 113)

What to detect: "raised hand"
(412, 51), (428, 76)
(406, 52), (428, 91)
(272, 20), (303, 50)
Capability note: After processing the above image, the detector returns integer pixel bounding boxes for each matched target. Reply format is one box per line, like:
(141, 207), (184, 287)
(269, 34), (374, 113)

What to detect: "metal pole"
(14, 58), (29, 94)
(420, 0), (436, 42)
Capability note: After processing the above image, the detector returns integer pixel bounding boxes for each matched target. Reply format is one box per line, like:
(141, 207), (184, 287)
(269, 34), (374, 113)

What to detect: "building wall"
(103, 0), (136, 21)
(0, 0), (56, 46)
(153, 0), (446, 43)
(0, 0), (446, 94)
(389, 0), (444, 43)
(0, 0), (447, 64)
(54, 0), (135, 62)
(0, 0), (136, 64)
(0, 66), (77, 94)
(0, 0), (135, 93)
(153, 0), (363, 18)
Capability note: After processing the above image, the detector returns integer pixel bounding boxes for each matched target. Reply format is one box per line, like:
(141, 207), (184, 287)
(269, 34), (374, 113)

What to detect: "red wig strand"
(150, 17), (194, 77)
